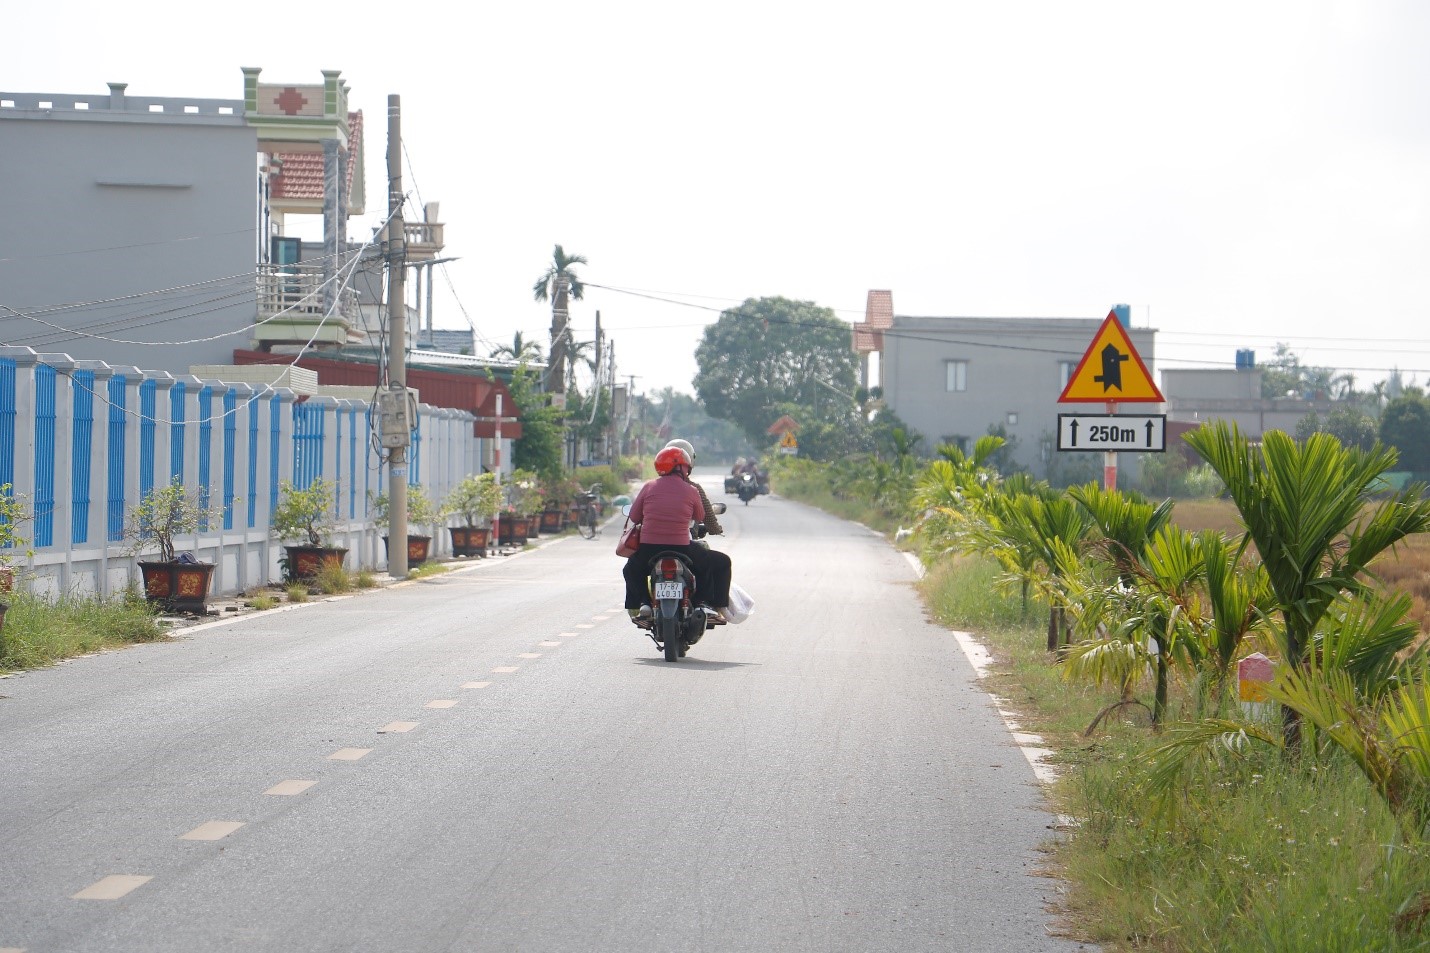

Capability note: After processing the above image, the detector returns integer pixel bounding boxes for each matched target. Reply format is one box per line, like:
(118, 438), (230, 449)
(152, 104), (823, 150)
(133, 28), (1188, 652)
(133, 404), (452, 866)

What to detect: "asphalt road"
(0, 476), (1087, 952)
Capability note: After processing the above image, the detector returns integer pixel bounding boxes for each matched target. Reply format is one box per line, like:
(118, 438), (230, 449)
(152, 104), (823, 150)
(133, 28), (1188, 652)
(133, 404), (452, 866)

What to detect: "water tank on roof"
(1113, 303), (1131, 327)
(1235, 348), (1256, 370)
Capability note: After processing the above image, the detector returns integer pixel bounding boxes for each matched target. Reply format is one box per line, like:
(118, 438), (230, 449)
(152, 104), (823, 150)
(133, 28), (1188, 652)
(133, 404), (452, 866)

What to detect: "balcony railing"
(403, 221), (445, 261)
(253, 263), (359, 348)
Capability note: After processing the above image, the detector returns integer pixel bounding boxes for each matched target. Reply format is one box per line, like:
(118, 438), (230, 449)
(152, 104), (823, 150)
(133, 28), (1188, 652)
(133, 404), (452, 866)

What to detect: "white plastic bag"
(725, 581), (755, 624)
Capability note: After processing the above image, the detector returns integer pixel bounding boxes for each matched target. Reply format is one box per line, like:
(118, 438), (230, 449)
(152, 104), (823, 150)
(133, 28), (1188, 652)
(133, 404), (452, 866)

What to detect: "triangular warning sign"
(1058, 311), (1164, 403)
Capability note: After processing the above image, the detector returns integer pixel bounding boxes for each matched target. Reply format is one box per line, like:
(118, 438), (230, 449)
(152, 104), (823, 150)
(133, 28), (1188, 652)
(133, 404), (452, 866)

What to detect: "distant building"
(853, 291), (1160, 478)
(1161, 365), (1338, 448)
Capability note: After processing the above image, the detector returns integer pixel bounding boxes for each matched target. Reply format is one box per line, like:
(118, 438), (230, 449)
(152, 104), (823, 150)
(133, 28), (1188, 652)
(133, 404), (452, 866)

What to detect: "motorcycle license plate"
(653, 581), (684, 600)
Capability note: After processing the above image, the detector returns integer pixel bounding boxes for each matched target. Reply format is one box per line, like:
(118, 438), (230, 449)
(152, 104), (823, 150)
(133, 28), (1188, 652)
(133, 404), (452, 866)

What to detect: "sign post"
(1057, 310), (1165, 490)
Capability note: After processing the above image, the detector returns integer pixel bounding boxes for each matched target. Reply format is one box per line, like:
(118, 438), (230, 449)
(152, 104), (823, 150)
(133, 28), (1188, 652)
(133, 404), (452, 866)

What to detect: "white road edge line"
(902, 551), (1059, 786)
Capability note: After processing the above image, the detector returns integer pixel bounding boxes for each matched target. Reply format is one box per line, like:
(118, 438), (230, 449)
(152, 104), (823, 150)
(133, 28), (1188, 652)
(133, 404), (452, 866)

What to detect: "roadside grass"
(354, 568), (377, 589)
(408, 562), (451, 580)
(285, 584), (309, 603)
(314, 561), (353, 595)
(921, 553), (1430, 952)
(0, 589), (165, 671)
(248, 593), (279, 611)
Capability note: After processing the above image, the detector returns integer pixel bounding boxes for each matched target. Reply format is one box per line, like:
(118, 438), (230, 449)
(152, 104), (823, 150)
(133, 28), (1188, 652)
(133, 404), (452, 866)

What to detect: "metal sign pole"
(1104, 400), (1117, 490)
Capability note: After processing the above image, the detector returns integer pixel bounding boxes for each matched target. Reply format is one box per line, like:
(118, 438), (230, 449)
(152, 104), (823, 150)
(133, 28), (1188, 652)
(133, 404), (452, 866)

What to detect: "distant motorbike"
(632, 502), (728, 662)
(736, 471), (759, 505)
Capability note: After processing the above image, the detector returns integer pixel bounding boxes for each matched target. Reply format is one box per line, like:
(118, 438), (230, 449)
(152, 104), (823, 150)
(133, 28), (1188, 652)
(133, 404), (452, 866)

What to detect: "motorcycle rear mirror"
(711, 502), (727, 515)
(621, 504), (632, 517)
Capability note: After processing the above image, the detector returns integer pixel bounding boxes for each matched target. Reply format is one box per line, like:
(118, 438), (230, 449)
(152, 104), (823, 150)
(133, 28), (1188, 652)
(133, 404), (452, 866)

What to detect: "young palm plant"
(1185, 421), (1430, 749)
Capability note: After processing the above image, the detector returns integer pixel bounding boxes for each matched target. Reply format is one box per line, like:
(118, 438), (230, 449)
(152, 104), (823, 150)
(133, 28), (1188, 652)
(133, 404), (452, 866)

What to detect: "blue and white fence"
(0, 346), (503, 600)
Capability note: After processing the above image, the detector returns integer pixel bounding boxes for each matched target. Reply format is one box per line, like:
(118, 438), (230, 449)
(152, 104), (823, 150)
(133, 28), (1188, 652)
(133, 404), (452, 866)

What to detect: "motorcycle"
(630, 502), (728, 662)
(736, 471), (759, 505)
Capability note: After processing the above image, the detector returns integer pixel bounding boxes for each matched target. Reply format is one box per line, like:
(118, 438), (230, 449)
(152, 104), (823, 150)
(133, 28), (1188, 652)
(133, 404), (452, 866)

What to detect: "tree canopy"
(1379, 394), (1430, 471)
(693, 297), (860, 448)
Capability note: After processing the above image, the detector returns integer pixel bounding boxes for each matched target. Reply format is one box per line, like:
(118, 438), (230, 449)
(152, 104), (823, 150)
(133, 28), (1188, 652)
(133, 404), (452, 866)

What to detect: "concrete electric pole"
(382, 93), (409, 577)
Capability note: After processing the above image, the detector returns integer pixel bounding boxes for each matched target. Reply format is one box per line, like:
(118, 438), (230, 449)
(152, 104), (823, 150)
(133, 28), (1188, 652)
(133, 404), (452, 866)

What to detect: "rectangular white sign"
(1057, 414), (1166, 452)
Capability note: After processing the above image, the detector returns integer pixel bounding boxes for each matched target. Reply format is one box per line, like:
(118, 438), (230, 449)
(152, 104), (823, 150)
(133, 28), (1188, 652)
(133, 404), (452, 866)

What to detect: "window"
(945, 360), (968, 392)
(1059, 360), (1078, 387)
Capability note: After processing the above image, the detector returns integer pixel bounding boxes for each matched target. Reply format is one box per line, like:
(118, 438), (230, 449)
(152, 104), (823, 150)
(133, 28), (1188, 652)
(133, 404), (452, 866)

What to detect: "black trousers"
(623, 542), (733, 610)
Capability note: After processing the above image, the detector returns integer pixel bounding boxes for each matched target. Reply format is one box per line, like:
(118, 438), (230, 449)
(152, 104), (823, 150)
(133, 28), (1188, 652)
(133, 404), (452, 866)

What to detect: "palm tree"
(532, 245), (587, 396)
(1185, 420), (1430, 749)
(489, 331), (543, 364)
(531, 245), (587, 302)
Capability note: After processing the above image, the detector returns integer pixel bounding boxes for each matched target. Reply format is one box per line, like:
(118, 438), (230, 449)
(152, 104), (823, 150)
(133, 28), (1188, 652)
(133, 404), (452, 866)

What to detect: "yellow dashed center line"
(181, 821), (245, 841)
(328, 748), (372, 761)
(378, 721), (419, 733)
(265, 779), (317, 796)
(72, 875), (151, 900)
(462, 681), (492, 689)
(425, 699), (457, 709)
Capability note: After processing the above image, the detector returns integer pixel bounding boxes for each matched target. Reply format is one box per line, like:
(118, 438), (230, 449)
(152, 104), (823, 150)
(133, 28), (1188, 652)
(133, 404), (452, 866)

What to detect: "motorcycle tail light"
(657, 558), (679, 580)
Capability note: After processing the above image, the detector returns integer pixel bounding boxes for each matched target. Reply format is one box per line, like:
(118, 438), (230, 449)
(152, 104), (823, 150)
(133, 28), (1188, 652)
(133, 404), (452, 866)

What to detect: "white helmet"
(664, 438), (696, 467)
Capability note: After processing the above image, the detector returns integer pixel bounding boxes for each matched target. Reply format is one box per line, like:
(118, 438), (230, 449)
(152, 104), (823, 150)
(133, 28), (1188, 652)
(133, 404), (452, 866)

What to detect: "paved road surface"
(0, 476), (1086, 952)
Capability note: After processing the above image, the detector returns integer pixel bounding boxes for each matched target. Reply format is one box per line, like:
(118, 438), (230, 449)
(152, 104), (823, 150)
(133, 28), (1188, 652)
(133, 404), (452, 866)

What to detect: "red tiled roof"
(852, 325), (883, 352)
(270, 111), (363, 203)
(865, 289), (894, 329)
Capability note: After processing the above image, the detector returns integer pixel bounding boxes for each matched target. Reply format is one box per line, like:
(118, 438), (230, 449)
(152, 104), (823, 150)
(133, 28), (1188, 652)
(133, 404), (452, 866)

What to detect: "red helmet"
(654, 446), (691, 475)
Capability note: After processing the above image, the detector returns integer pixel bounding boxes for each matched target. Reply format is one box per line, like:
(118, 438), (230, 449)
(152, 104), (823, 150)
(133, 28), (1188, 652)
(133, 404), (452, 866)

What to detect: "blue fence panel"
(247, 395), (259, 529)
(269, 396), (282, 520)
(169, 380), (187, 483)
(349, 408), (359, 518)
(139, 379), (157, 501)
(292, 402), (324, 489)
(70, 370), (95, 544)
(410, 411), (422, 486)
(198, 386), (212, 530)
(107, 375), (127, 542)
(33, 364), (56, 547)
(363, 408), (374, 517)
(0, 358), (15, 493)
(334, 405), (343, 513)
(222, 390), (237, 531)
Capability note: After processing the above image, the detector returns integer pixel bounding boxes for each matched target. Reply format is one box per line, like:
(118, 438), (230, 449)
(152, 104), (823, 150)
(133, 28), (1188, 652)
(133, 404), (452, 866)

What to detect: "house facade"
(854, 291), (1160, 478)
(0, 83), (258, 371)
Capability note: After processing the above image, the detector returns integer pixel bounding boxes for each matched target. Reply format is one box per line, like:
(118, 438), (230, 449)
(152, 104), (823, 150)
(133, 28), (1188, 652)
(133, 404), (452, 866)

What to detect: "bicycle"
(576, 485), (602, 539)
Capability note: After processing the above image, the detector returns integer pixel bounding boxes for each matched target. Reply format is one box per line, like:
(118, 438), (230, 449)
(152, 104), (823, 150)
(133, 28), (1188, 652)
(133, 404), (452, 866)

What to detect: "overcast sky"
(8, 1), (1430, 398)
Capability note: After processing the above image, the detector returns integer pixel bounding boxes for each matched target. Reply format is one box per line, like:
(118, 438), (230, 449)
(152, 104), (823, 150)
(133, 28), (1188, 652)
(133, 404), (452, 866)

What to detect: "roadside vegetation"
(0, 589), (165, 672)
(766, 426), (1430, 952)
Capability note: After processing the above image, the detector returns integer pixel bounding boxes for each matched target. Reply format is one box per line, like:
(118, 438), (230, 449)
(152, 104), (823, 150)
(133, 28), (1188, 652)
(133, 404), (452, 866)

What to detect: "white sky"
(8, 1), (1430, 397)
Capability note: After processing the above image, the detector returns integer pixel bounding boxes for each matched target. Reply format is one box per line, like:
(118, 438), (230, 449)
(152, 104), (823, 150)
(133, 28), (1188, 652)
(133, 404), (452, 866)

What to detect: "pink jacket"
(628, 475), (702, 546)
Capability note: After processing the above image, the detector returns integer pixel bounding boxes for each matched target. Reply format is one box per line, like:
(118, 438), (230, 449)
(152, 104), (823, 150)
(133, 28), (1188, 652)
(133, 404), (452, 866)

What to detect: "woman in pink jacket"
(623, 446), (732, 622)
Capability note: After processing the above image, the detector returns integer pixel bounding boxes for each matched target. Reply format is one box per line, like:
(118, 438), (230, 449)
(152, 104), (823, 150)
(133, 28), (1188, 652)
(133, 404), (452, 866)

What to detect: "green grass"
(408, 562), (451, 580)
(248, 594), (279, 611)
(354, 568), (377, 589)
(313, 561), (352, 595)
(920, 553), (1430, 951)
(285, 584), (309, 603)
(0, 589), (165, 671)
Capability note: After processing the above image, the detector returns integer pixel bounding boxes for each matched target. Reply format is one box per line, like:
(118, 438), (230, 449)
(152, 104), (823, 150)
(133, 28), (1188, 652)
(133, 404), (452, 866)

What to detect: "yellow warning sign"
(1058, 311), (1164, 403)
(778, 431), (798, 449)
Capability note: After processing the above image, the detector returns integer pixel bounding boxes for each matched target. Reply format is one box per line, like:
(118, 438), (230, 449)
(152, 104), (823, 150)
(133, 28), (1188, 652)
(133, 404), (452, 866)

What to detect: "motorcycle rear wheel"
(660, 617), (681, 662)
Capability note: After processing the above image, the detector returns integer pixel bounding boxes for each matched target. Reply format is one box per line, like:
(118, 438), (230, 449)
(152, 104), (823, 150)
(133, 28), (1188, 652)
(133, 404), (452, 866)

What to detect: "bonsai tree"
(271, 477), (339, 548)
(444, 473), (502, 528)
(127, 478), (223, 563)
(505, 468), (545, 518)
(370, 484), (440, 531)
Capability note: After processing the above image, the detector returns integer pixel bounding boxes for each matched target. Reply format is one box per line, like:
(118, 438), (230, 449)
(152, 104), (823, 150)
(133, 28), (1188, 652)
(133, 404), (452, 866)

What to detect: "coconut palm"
(1184, 420), (1430, 748)
(489, 331), (543, 364)
(532, 245), (587, 396)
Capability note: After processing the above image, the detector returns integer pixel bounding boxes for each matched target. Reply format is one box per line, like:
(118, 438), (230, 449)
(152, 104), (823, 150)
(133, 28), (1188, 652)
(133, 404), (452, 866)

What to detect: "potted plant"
(371, 484), (440, 566)
(0, 483), (33, 594)
(443, 473), (502, 557)
(127, 478), (224, 613)
(540, 475), (581, 533)
(271, 477), (347, 581)
(499, 469), (543, 545)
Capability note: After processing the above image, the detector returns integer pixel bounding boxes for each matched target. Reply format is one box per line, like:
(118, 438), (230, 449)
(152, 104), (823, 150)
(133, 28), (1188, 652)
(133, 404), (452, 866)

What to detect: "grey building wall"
(1162, 367), (1336, 438)
(0, 89), (258, 374)
(880, 315), (1160, 478)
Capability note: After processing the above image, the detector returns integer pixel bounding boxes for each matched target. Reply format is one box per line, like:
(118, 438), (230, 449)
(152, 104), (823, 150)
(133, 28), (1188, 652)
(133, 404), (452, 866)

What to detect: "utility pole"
(383, 94), (409, 577)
